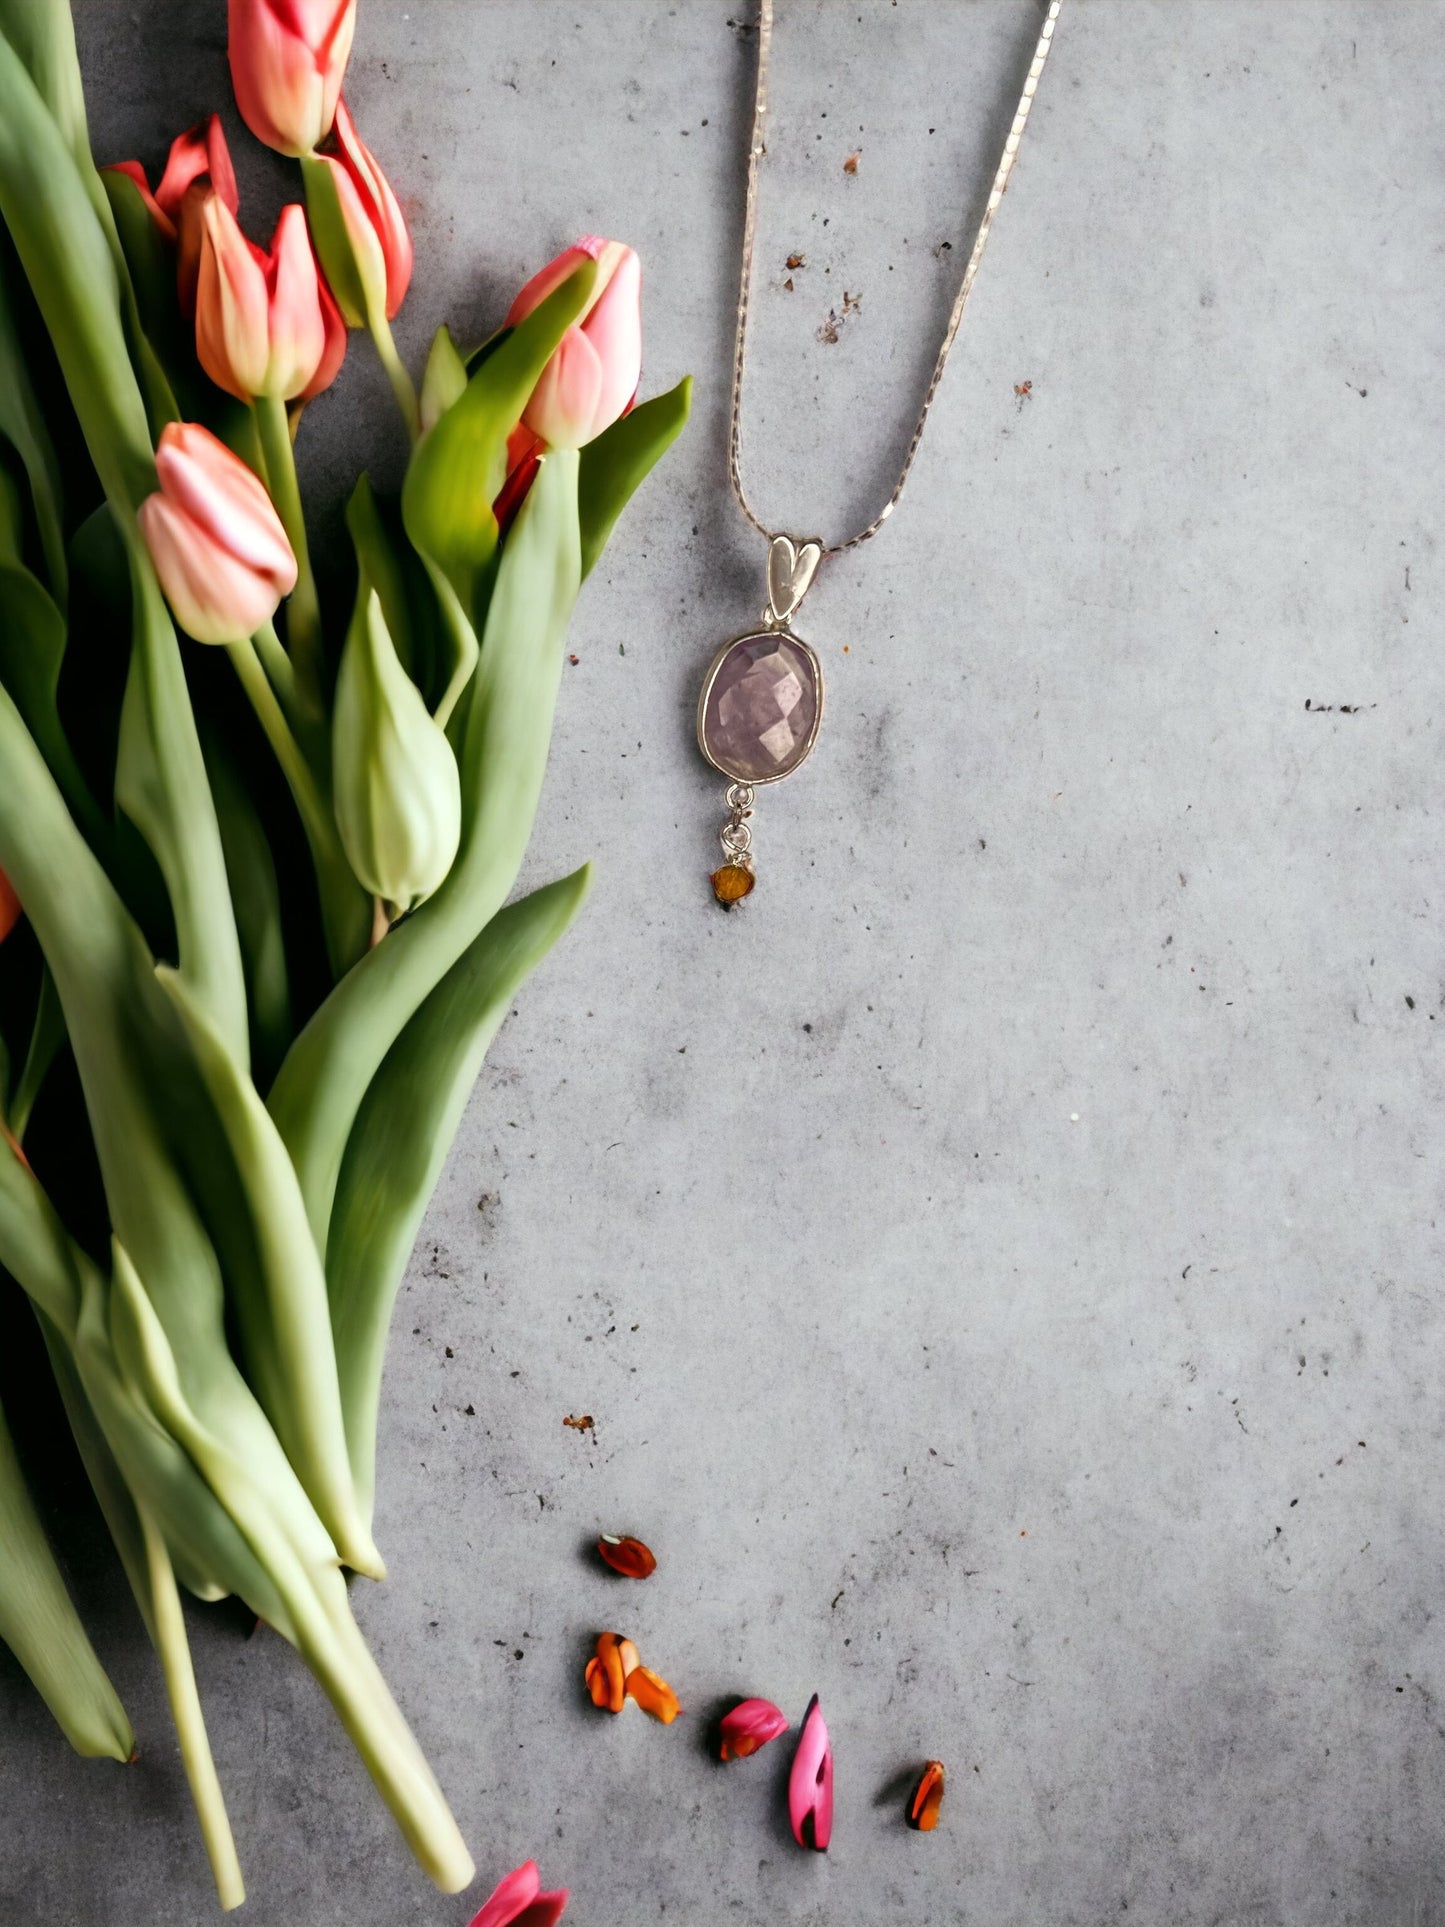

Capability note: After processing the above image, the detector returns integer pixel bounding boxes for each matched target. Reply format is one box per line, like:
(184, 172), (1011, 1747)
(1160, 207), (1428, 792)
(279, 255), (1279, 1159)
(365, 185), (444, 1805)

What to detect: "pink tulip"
(469, 1859), (569, 1927)
(507, 237), (642, 451)
(228, 0), (356, 157)
(788, 1695), (834, 1851)
(719, 1697), (790, 1762)
(137, 423), (297, 644)
(197, 197), (342, 401)
(311, 96), (412, 325)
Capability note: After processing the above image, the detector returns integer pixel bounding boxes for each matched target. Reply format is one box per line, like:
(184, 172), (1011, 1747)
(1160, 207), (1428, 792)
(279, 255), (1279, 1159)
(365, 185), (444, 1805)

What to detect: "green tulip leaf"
(0, 251), (67, 599)
(328, 863), (590, 1513)
(579, 376), (692, 580)
(401, 260), (595, 612)
(419, 323), (468, 434)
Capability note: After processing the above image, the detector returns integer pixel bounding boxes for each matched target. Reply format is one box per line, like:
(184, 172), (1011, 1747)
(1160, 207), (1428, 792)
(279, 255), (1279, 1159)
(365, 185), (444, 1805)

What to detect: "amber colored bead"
(710, 863), (755, 905)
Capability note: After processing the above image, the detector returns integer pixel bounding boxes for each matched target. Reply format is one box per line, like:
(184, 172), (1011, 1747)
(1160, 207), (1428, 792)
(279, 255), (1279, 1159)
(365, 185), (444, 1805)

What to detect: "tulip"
(583, 1632), (639, 1715)
(331, 591), (461, 912)
(507, 237), (641, 451)
(788, 1695), (834, 1851)
(308, 96), (412, 326)
(0, 870), (21, 945)
(623, 1664), (681, 1725)
(469, 1860), (569, 1927)
(137, 422), (297, 645)
(228, 0), (356, 158)
(718, 1697), (789, 1762)
(196, 196), (342, 401)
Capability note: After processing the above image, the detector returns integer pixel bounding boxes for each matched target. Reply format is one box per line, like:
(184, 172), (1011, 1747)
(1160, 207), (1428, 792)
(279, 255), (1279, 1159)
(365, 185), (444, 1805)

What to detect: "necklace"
(696, 0), (1064, 905)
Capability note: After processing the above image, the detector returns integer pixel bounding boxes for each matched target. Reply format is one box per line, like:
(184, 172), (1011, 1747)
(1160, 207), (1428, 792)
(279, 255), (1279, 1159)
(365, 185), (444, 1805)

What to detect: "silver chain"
(728, 0), (1064, 558)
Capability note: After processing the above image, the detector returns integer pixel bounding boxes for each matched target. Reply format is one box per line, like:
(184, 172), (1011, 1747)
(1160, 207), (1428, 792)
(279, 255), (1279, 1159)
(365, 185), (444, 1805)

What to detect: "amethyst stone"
(699, 632), (821, 784)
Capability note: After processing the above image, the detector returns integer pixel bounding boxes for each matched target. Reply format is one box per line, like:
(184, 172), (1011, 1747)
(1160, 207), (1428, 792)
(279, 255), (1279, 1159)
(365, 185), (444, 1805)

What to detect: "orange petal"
(585, 1632), (638, 1713)
(596, 1534), (657, 1580)
(908, 1759), (945, 1831)
(625, 1664), (681, 1725)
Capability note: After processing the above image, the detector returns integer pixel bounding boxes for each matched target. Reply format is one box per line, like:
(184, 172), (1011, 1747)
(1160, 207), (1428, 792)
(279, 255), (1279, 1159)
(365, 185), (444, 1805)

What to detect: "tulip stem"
(368, 309), (421, 443)
(228, 637), (371, 978)
(252, 618), (298, 715)
(253, 395), (324, 701)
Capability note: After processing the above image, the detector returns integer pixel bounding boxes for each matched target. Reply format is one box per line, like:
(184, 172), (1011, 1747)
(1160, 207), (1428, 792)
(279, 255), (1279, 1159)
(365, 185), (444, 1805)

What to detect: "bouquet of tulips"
(0, 0), (687, 1906)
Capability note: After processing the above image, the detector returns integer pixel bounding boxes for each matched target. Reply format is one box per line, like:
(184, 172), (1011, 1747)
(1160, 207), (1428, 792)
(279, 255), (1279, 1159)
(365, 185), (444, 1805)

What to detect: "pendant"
(696, 534), (825, 905)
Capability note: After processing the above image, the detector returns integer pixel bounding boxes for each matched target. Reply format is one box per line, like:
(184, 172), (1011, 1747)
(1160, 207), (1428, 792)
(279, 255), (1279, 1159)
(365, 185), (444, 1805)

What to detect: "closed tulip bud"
(507, 237), (642, 451)
(197, 197), (341, 401)
(307, 97), (412, 327)
(332, 590), (461, 912)
(138, 422), (297, 644)
(228, 0), (356, 158)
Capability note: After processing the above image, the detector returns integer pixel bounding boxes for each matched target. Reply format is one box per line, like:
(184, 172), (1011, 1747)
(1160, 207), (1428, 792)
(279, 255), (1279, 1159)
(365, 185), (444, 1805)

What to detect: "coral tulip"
(308, 97), (412, 325)
(507, 237), (641, 451)
(788, 1695), (834, 1851)
(197, 197), (342, 401)
(719, 1697), (789, 1762)
(137, 423), (296, 645)
(228, 0), (356, 157)
(470, 1860), (569, 1927)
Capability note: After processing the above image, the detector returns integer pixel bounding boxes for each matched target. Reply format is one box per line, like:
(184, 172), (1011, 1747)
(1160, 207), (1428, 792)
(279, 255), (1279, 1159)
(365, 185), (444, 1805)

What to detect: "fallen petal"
(584, 1632), (639, 1713)
(470, 1859), (540, 1927)
(624, 1664), (681, 1725)
(596, 1533), (657, 1579)
(908, 1759), (945, 1831)
(719, 1697), (789, 1762)
(788, 1695), (834, 1851)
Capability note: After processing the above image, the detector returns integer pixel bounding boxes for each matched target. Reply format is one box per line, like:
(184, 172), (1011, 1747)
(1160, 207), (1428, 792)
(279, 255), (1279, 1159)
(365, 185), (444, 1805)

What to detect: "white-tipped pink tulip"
(469, 1859), (569, 1927)
(506, 236), (642, 451)
(788, 1695), (834, 1851)
(228, 0), (356, 157)
(138, 423), (297, 644)
(197, 198), (342, 401)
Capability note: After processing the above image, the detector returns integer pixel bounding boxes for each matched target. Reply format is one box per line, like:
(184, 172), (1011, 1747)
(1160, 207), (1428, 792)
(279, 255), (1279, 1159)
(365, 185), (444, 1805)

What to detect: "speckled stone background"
(2, 3), (1443, 1923)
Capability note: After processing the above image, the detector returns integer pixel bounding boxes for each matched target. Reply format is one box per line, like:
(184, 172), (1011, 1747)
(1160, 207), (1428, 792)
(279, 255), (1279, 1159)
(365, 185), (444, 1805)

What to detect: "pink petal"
(103, 161), (176, 241)
(263, 204), (327, 395)
(522, 326), (604, 451)
(580, 245), (642, 436)
(330, 98), (413, 315)
(155, 116), (237, 221)
(469, 1860), (541, 1927)
(719, 1697), (790, 1761)
(788, 1695), (834, 1851)
(506, 240), (604, 327)
(196, 195), (271, 399)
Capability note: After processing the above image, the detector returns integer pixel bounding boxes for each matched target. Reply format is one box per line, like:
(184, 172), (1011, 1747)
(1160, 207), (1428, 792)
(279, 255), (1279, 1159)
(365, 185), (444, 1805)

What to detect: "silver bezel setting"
(695, 627), (825, 787)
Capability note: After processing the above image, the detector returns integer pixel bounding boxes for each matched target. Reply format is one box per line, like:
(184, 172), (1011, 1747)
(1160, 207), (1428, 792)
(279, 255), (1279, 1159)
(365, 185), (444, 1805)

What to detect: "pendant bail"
(765, 533), (823, 628)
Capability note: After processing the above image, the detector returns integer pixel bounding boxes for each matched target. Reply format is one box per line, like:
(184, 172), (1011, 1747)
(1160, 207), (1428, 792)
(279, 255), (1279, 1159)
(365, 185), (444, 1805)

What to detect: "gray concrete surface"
(3, 2), (1443, 1922)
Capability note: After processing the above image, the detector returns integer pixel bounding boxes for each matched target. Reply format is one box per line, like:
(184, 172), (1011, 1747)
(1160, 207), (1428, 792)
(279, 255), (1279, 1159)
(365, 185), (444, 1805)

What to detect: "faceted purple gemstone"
(702, 633), (819, 782)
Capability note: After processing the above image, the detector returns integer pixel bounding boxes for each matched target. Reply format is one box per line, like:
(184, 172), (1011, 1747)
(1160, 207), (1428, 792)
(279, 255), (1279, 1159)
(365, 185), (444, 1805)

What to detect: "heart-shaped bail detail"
(766, 534), (823, 627)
